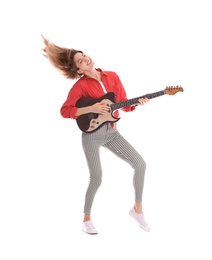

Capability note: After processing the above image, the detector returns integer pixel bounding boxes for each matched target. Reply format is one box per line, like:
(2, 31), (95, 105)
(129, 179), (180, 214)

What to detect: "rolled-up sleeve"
(60, 84), (82, 119)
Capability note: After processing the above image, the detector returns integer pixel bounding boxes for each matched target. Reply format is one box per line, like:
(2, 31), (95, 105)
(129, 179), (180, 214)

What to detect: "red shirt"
(60, 68), (136, 119)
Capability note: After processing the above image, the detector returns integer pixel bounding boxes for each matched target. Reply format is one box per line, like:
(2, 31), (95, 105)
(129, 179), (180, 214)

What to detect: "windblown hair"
(41, 35), (83, 80)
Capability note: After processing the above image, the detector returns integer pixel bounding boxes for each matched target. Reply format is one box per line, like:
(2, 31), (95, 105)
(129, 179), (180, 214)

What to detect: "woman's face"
(74, 52), (95, 74)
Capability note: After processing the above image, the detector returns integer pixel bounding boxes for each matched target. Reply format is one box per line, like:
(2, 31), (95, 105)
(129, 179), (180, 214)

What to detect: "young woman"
(42, 35), (150, 234)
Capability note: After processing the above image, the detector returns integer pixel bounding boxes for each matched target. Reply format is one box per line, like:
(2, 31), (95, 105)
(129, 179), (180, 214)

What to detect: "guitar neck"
(111, 90), (166, 111)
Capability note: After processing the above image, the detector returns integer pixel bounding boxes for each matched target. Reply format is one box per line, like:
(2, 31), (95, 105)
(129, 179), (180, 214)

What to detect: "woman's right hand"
(91, 101), (110, 114)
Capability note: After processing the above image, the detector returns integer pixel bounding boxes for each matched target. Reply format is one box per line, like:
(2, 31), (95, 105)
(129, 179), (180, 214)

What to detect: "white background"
(1, 0), (212, 259)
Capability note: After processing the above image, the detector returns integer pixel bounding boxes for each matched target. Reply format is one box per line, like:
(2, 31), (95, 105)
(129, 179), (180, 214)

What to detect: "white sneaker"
(129, 207), (150, 232)
(82, 220), (98, 235)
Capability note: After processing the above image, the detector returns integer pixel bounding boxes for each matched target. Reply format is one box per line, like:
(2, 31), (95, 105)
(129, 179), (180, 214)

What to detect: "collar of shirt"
(82, 68), (108, 80)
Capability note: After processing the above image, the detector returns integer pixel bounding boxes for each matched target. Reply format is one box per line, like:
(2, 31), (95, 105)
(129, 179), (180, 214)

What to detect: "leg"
(104, 129), (150, 231)
(104, 130), (146, 207)
(82, 132), (103, 217)
(81, 126), (109, 234)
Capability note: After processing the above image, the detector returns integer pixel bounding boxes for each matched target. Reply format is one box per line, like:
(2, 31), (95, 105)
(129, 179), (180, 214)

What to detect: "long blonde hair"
(41, 35), (83, 79)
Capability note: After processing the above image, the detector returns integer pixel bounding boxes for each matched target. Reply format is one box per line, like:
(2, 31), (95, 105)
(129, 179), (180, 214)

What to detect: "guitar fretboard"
(111, 90), (165, 111)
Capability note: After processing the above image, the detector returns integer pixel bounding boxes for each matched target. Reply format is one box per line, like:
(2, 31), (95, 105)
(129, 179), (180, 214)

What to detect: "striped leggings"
(82, 123), (146, 215)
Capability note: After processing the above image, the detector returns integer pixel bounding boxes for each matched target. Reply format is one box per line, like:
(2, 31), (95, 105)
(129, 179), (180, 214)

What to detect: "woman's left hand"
(138, 97), (149, 106)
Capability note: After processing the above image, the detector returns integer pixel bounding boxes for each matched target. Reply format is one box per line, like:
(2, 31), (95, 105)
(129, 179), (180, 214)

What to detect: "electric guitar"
(76, 86), (184, 133)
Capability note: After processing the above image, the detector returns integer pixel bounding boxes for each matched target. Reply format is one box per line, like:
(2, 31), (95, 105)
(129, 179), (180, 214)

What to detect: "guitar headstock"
(165, 85), (184, 95)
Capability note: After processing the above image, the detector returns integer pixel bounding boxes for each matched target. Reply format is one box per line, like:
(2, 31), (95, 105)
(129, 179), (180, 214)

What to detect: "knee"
(90, 175), (102, 189)
(142, 160), (146, 171)
(134, 157), (146, 172)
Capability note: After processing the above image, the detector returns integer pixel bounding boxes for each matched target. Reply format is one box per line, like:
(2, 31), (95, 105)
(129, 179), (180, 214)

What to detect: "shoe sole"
(129, 211), (151, 232)
(82, 230), (98, 235)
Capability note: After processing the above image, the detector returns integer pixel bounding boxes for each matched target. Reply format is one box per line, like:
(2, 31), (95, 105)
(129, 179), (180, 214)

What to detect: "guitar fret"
(145, 90), (165, 99)
(111, 91), (165, 111)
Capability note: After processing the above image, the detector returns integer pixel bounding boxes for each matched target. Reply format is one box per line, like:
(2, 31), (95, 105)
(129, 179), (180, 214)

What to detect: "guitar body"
(76, 92), (120, 133)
